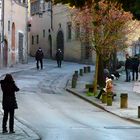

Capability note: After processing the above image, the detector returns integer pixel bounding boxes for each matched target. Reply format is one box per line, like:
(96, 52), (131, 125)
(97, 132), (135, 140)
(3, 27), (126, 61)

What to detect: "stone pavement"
(0, 57), (140, 139)
(66, 69), (140, 124)
(0, 57), (40, 140)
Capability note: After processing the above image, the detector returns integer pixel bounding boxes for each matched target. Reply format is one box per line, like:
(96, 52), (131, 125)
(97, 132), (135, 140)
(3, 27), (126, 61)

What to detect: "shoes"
(2, 130), (8, 134)
(9, 131), (15, 134)
(2, 129), (15, 134)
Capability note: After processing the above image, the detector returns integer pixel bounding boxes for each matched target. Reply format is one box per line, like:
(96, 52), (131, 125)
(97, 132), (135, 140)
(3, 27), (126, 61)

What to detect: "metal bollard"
(74, 70), (78, 78)
(87, 66), (91, 73)
(84, 66), (87, 73)
(107, 93), (112, 106)
(71, 74), (77, 88)
(120, 93), (128, 108)
(138, 106), (140, 118)
(79, 69), (83, 76)
(102, 92), (107, 103)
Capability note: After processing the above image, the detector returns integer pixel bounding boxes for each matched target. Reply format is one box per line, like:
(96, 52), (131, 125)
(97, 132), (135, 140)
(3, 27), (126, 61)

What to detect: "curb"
(66, 88), (140, 125)
(15, 117), (41, 140)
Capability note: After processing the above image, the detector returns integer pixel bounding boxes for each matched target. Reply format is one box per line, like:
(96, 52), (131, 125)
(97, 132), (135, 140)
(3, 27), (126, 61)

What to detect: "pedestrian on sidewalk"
(125, 53), (132, 82)
(0, 74), (19, 134)
(96, 76), (113, 99)
(35, 47), (44, 70)
(56, 48), (63, 68)
(132, 54), (139, 81)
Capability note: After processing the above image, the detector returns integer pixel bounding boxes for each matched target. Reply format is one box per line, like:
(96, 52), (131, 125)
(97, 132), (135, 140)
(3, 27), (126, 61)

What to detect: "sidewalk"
(66, 70), (140, 124)
(0, 57), (40, 140)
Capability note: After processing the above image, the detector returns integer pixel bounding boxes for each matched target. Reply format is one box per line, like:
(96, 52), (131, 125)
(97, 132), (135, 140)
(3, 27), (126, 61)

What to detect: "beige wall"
(3, 0), (27, 66)
(30, 4), (93, 63)
(53, 5), (82, 62)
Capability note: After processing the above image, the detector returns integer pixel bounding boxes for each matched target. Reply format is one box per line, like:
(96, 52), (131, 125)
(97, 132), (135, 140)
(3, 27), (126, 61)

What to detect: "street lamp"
(48, 0), (53, 30)
(38, 0), (53, 30)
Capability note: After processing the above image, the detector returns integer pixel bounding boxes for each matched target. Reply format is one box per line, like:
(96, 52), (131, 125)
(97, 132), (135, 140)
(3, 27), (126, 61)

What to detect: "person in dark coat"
(125, 54), (132, 82)
(132, 55), (139, 81)
(0, 74), (19, 133)
(56, 49), (63, 68)
(35, 47), (44, 70)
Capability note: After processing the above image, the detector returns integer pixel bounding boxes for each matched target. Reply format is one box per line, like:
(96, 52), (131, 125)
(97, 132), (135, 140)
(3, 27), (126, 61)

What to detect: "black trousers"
(57, 60), (62, 67)
(96, 89), (105, 99)
(36, 59), (43, 69)
(2, 109), (15, 131)
(132, 67), (138, 81)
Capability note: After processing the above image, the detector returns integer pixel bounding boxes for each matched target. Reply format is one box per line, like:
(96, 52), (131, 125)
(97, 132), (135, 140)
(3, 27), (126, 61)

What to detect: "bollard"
(87, 66), (91, 73)
(138, 106), (140, 118)
(102, 92), (107, 103)
(71, 74), (77, 88)
(74, 70), (78, 78)
(79, 69), (83, 76)
(107, 93), (112, 106)
(120, 93), (128, 108)
(84, 66), (87, 73)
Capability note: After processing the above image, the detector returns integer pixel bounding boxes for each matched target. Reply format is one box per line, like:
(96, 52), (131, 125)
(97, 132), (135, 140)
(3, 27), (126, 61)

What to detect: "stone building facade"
(0, 0), (28, 68)
(30, 1), (95, 64)
(30, 1), (140, 64)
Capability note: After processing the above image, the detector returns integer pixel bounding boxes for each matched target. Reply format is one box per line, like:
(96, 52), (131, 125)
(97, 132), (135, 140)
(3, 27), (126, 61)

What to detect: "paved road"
(6, 60), (140, 140)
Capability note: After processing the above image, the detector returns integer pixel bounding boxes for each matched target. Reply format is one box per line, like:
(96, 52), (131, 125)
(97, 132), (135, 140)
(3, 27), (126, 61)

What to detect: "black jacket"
(56, 51), (63, 60)
(0, 80), (19, 110)
(35, 49), (44, 60)
(132, 57), (139, 68)
(125, 57), (132, 70)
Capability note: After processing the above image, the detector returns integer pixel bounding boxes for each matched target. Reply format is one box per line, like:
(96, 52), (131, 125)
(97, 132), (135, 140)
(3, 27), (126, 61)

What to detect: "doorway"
(56, 30), (64, 55)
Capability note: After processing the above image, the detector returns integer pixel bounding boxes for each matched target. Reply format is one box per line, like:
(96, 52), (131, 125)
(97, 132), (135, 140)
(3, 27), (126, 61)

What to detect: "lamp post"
(50, 0), (53, 30)
(47, 0), (53, 30)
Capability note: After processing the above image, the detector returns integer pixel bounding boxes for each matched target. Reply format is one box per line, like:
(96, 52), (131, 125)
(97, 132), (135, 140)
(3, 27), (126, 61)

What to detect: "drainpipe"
(50, 0), (53, 30)
(25, 1), (28, 63)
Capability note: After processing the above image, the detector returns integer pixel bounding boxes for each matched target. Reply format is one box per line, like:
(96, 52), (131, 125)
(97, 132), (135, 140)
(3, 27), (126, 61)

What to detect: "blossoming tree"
(72, 0), (137, 92)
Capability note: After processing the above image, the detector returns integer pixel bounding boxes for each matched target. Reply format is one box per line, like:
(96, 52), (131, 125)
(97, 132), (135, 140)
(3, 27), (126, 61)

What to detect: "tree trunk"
(93, 54), (99, 93)
(112, 49), (117, 72)
(98, 55), (105, 88)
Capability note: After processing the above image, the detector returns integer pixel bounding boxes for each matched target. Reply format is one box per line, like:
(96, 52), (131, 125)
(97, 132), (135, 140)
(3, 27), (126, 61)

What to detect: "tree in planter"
(72, 0), (137, 92)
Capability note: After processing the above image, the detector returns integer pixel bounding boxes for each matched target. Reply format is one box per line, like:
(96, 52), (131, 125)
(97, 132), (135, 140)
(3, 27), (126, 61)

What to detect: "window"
(18, 0), (26, 4)
(48, 1), (52, 11)
(23, 0), (26, 4)
(32, 35), (34, 45)
(67, 22), (72, 40)
(43, 29), (45, 38)
(8, 21), (10, 31)
(31, 1), (40, 15)
(37, 35), (39, 44)
(75, 23), (80, 39)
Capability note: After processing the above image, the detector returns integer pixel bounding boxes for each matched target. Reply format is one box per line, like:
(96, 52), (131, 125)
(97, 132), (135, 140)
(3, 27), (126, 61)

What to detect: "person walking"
(56, 49), (63, 68)
(125, 54), (132, 82)
(132, 55), (139, 81)
(0, 74), (19, 133)
(35, 47), (44, 70)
